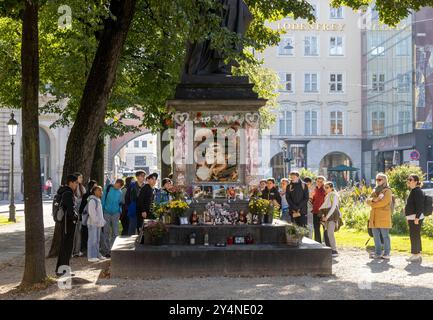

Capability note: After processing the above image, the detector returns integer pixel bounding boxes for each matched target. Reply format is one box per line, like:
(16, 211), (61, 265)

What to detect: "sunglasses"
(376, 178), (383, 181)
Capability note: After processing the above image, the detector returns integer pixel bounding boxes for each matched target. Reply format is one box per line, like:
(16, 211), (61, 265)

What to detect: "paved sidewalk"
(0, 202), (55, 264)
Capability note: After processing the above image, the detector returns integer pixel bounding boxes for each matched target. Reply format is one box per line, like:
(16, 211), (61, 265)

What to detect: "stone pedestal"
(111, 235), (332, 279)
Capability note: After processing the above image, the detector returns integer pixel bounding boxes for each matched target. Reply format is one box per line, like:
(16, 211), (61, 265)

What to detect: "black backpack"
(52, 192), (65, 223)
(424, 193), (433, 216)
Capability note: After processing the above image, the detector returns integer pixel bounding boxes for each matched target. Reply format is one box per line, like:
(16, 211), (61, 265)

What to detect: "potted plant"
(167, 200), (190, 225)
(143, 221), (168, 245)
(285, 224), (309, 247)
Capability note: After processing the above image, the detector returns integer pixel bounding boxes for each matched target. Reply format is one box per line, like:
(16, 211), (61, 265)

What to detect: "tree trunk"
(61, 0), (137, 184)
(49, 0), (136, 257)
(20, 0), (47, 286)
(90, 134), (105, 185)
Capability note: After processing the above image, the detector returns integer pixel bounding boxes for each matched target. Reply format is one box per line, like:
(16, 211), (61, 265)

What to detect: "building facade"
(0, 103), (70, 201)
(361, 7), (433, 183)
(113, 133), (159, 178)
(259, 1), (362, 181)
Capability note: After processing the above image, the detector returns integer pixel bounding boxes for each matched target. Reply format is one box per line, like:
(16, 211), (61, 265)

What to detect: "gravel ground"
(1, 247), (433, 300)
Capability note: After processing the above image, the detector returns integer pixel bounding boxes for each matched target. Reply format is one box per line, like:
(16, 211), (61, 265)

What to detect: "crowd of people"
(54, 170), (162, 276)
(259, 171), (428, 263)
(258, 171), (341, 257)
(54, 169), (428, 276)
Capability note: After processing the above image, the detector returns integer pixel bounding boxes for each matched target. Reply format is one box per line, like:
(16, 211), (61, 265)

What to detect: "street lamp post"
(7, 112), (18, 223)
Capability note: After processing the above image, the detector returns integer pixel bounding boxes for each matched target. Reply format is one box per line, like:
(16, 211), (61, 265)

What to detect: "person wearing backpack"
(405, 174), (427, 263)
(286, 171), (309, 227)
(86, 185), (106, 262)
(366, 173), (393, 260)
(78, 180), (97, 255)
(125, 170), (146, 235)
(72, 172), (86, 258)
(100, 178), (124, 258)
(55, 174), (79, 277)
(319, 182), (341, 257)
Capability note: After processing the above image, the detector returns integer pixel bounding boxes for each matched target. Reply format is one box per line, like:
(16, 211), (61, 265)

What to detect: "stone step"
(111, 236), (332, 278)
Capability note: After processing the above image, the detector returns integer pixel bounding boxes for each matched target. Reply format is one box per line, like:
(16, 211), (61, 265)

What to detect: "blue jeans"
(128, 215), (137, 236)
(87, 225), (101, 259)
(372, 228), (391, 256)
(281, 207), (291, 223)
(100, 213), (120, 255)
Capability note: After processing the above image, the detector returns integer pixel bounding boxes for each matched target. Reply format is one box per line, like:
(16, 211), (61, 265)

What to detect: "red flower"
(165, 118), (173, 127)
(201, 123), (206, 127)
(197, 112), (202, 118)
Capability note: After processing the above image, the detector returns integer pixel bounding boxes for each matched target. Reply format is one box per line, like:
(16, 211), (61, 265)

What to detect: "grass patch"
(0, 216), (20, 226)
(335, 227), (433, 258)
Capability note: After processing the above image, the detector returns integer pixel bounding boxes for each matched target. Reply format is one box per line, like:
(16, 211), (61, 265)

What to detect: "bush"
(386, 164), (424, 201)
(423, 216), (433, 238)
(299, 168), (317, 181)
(340, 202), (370, 232)
(389, 200), (408, 234)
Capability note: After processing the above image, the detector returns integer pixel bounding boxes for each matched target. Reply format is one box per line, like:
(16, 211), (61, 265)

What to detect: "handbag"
(292, 210), (301, 218)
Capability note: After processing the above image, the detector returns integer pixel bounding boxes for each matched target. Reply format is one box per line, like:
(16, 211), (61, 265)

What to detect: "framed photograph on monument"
(180, 217), (189, 225)
(193, 126), (240, 183)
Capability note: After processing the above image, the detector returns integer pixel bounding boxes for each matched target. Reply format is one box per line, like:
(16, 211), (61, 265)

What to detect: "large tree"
(20, 0), (47, 286)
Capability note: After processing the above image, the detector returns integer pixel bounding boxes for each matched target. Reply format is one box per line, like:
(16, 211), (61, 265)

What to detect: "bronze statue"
(183, 0), (253, 76)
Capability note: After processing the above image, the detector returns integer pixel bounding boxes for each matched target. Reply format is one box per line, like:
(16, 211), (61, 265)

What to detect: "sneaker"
(382, 255), (391, 260)
(332, 250), (339, 257)
(98, 256), (107, 261)
(407, 255), (422, 263)
(88, 258), (99, 263)
(370, 253), (382, 259)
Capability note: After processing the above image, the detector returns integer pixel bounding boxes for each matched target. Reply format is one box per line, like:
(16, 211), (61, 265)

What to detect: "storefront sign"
(372, 136), (399, 151)
(277, 22), (345, 32)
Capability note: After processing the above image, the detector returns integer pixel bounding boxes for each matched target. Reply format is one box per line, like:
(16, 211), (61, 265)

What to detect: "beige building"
(0, 104), (70, 201)
(259, 1), (363, 181)
(113, 133), (159, 178)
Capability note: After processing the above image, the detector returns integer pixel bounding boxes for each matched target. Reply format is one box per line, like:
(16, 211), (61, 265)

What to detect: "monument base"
(111, 236), (332, 279)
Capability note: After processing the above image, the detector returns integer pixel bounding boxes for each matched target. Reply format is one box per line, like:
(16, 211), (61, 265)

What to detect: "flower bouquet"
(167, 200), (190, 224)
(285, 224), (309, 247)
(154, 203), (170, 224)
(248, 198), (271, 224)
(143, 221), (168, 245)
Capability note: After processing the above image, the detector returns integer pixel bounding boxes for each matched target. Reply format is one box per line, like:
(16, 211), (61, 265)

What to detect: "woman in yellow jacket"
(366, 173), (393, 260)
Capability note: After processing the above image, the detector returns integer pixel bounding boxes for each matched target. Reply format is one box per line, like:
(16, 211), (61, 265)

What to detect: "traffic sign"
(410, 150), (420, 161)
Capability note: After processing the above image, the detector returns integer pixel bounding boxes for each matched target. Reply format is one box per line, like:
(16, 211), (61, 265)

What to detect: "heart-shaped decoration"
(196, 165), (211, 181)
(245, 112), (260, 126)
(174, 112), (189, 125)
(224, 128), (237, 138)
(212, 114), (224, 126)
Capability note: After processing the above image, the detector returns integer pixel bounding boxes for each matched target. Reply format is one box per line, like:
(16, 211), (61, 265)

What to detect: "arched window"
(330, 111), (343, 135)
